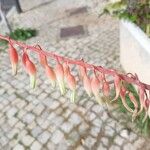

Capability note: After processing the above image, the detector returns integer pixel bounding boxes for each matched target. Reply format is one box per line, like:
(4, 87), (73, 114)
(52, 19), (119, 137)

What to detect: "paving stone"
(17, 110), (27, 119)
(76, 146), (85, 150)
(62, 109), (72, 118)
(84, 136), (96, 148)
(15, 121), (25, 130)
(0, 136), (9, 146)
(31, 126), (43, 137)
(8, 117), (18, 127)
(114, 135), (125, 146)
(61, 122), (74, 133)
(37, 131), (51, 144)
(16, 101), (27, 109)
(51, 130), (64, 144)
(85, 112), (96, 121)
(40, 120), (50, 129)
(27, 121), (37, 130)
(47, 112), (57, 121)
(120, 129), (129, 139)
(110, 145), (121, 150)
(13, 144), (24, 150)
(33, 104), (45, 115)
(105, 126), (115, 137)
(133, 138), (145, 149)
(69, 113), (82, 125)
(78, 122), (89, 135)
(129, 132), (137, 142)
(51, 116), (64, 126)
(31, 141), (42, 150)
(25, 103), (35, 112)
(68, 130), (80, 144)
(92, 118), (102, 127)
(18, 130), (28, 139)
(21, 135), (34, 146)
(123, 143), (135, 150)
(97, 143), (107, 150)
(47, 141), (56, 150)
(101, 137), (109, 146)
(90, 126), (100, 137)
(50, 101), (60, 109)
(22, 113), (35, 124)
(7, 128), (20, 139)
(101, 111), (109, 121)
(92, 105), (105, 114)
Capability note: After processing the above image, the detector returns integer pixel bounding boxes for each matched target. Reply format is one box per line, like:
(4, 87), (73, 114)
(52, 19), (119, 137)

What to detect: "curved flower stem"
(0, 34), (150, 91)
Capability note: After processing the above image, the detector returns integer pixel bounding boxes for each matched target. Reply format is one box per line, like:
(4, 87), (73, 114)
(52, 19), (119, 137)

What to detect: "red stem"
(0, 34), (150, 90)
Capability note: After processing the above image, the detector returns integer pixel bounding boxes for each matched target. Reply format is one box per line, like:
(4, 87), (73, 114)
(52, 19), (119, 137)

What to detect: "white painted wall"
(120, 20), (150, 84)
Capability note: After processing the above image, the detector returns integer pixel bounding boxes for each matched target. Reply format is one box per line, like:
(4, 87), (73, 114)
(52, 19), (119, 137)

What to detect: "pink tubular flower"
(55, 62), (66, 95)
(128, 92), (138, 121)
(98, 72), (104, 82)
(120, 87), (133, 113)
(79, 65), (87, 80)
(112, 75), (121, 101)
(142, 98), (149, 122)
(137, 87), (145, 115)
(26, 59), (36, 89)
(45, 65), (56, 87)
(66, 72), (76, 102)
(146, 99), (150, 119)
(22, 51), (29, 68)
(39, 52), (47, 67)
(83, 74), (92, 97)
(91, 75), (103, 104)
(8, 43), (19, 75)
(63, 62), (70, 79)
(102, 80), (110, 97)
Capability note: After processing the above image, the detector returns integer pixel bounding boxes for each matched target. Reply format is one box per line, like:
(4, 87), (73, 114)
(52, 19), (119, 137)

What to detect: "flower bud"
(39, 52), (47, 67)
(83, 74), (92, 97)
(128, 92), (138, 121)
(112, 75), (121, 101)
(67, 72), (76, 102)
(137, 88), (145, 115)
(63, 63), (70, 79)
(91, 75), (103, 104)
(45, 65), (56, 87)
(55, 62), (65, 95)
(22, 52), (29, 67)
(26, 59), (36, 89)
(102, 81), (110, 97)
(79, 65), (87, 80)
(8, 43), (19, 75)
(120, 87), (133, 113)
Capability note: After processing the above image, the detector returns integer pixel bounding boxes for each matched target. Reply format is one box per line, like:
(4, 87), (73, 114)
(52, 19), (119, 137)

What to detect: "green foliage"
(0, 39), (8, 51)
(104, 0), (150, 37)
(0, 28), (37, 51)
(117, 84), (150, 136)
(104, 1), (126, 15)
(9, 28), (37, 41)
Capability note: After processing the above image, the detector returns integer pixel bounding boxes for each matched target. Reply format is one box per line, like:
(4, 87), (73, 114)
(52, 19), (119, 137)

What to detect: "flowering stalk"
(1, 34), (150, 123)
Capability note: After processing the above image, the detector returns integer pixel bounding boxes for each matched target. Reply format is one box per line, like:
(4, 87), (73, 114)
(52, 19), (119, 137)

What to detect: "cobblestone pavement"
(0, 0), (150, 150)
